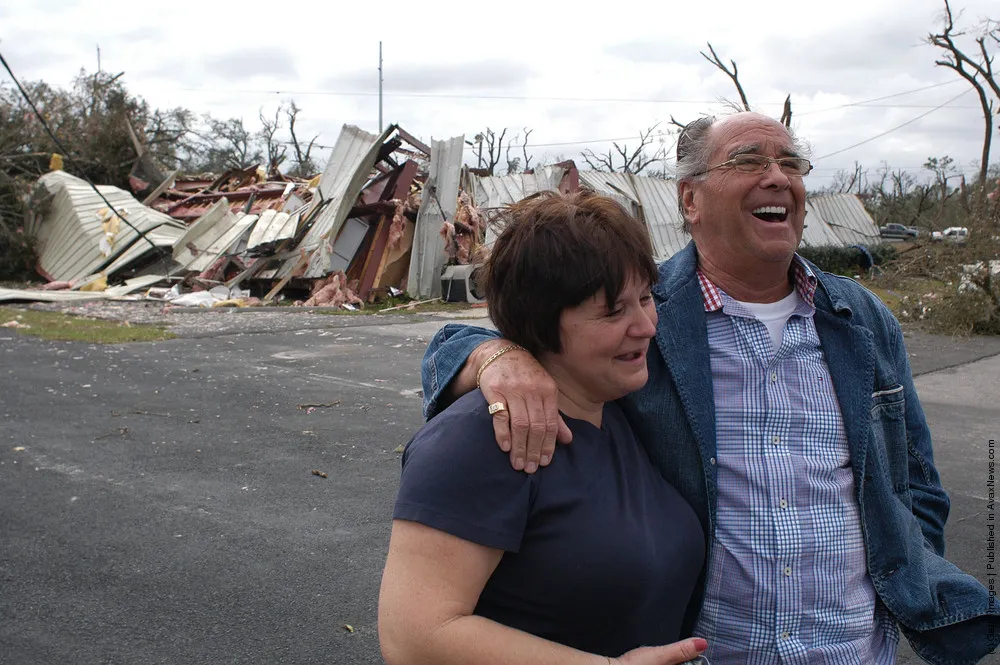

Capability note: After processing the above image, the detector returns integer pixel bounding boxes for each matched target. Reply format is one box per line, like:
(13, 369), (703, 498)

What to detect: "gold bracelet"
(475, 343), (524, 388)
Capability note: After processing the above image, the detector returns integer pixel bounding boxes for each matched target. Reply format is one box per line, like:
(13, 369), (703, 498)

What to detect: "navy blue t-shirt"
(394, 390), (705, 657)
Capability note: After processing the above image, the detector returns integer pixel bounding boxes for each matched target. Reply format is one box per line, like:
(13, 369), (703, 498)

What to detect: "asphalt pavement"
(1, 310), (999, 665)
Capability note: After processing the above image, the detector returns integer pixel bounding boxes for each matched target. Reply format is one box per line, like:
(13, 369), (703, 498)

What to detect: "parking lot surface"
(2, 309), (998, 664)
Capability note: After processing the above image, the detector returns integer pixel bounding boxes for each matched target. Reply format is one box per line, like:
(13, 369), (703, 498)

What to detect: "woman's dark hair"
(481, 190), (658, 355)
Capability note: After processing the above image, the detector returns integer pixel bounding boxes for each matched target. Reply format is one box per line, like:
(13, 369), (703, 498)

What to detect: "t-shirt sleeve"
(394, 400), (534, 553)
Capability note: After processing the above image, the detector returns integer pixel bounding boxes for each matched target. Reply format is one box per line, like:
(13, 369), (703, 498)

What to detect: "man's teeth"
(753, 206), (787, 215)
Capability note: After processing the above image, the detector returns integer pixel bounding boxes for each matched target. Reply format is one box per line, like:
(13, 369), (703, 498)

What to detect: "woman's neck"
(540, 359), (604, 428)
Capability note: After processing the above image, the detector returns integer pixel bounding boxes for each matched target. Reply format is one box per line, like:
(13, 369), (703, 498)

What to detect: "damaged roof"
(470, 167), (881, 260)
(28, 171), (186, 282)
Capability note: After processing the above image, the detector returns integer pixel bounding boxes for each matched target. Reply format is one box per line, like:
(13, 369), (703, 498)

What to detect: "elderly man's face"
(681, 114), (807, 276)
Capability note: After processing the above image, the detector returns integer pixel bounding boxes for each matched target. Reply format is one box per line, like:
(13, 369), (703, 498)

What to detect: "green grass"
(0, 307), (175, 343)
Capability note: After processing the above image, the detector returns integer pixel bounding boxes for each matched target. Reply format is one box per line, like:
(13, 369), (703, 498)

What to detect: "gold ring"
(488, 401), (507, 415)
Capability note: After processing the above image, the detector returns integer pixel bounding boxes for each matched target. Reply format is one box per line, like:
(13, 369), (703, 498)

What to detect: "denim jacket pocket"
(870, 384), (910, 497)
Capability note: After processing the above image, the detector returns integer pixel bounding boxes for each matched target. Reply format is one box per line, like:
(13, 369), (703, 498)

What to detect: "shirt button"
(781, 631), (790, 640)
(709, 457), (716, 465)
(771, 435), (781, 445)
(784, 566), (792, 576)
(780, 499), (788, 509)
(770, 372), (778, 382)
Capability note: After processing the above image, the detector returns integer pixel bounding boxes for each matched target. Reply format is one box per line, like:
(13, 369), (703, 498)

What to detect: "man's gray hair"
(675, 116), (719, 233)
(674, 113), (809, 233)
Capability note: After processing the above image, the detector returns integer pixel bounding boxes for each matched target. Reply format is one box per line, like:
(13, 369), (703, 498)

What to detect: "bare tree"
(258, 105), (287, 179)
(481, 127), (508, 176)
(286, 101), (319, 177)
(924, 155), (959, 201)
(502, 127), (536, 175)
(199, 116), (262, 172)
(581, 123), (668, 175)
(520, 128), (534, 173)
(700, 43), (752, 112)
(824, 161), (867, 195)
(927, 0), (998, 190)
(671, 42), (794, 132)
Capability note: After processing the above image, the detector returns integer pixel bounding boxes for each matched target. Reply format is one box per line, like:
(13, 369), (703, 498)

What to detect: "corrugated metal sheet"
(169, 198), (260, 272)
(99, 225), (188, 277)
(577, 171), (639, 215)
(0, 288), (112, 303)
(31, 171), (186, 282)
(186, 214), (258, 273)
(407, 135), (465, 299)
(466, 171), (878, 262)
(576, 172), (688, 260)
(470, 165), (569, 247)
(156, 186), (292, 221)
(806, 194), (881, 246)
(278, 124), (395, 279)
(577, 173), (688, 261)
(471, 165), (568, 210)
(626, 175), (687, 260)
(0, 275), (169, 303)
(800, 202), (845, 248)
(171, 199), (233, 267)
(246, 209), (297, 253)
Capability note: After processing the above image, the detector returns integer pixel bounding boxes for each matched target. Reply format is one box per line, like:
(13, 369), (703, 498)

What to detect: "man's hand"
(475, 344), (572, 474)
(613, 638), (709, 665)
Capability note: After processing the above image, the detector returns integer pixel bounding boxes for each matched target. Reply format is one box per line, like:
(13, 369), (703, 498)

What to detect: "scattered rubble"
(4, 122), (886, 313)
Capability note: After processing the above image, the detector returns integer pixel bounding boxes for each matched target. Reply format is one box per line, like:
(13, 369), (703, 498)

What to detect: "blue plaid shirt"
(693, 258), (899, 663)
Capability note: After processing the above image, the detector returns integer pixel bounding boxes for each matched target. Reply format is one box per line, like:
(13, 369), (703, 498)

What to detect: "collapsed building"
(1, 124), (882, 307)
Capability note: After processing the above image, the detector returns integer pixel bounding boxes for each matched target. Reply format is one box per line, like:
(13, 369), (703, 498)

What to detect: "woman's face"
(542, 276), (658, 406)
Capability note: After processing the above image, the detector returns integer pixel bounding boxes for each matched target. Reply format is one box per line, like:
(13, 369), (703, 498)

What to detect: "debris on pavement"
(7, 121), (886, 315)
(297, 402), (341, 410)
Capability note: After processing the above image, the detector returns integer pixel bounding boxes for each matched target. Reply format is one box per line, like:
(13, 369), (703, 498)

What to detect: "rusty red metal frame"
(355, 160), (419, 300)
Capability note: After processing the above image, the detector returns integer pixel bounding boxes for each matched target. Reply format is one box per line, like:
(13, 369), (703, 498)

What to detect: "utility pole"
(96, 44), (101, 72)
(378, 41), (383, 132)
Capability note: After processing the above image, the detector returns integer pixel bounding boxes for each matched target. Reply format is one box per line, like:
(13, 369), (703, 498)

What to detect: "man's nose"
(759, 160), (792, 188)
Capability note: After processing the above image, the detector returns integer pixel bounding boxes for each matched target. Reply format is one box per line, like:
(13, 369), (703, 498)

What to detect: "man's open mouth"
(616, 351), (644, 361)
(752, 206), (788, 222)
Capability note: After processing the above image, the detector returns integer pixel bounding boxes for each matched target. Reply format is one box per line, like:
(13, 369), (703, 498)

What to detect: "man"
(419, 112), (999, 663)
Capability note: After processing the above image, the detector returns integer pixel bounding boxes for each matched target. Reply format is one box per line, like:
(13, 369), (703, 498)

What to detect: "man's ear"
(679, 181), (699, 226)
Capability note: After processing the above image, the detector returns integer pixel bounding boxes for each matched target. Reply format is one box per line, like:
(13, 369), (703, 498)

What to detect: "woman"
(378, 191), (708, 665)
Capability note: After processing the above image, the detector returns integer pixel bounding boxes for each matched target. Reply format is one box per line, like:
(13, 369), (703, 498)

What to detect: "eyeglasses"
(694, 154), (813, 177)
(680, 657), (711, 665)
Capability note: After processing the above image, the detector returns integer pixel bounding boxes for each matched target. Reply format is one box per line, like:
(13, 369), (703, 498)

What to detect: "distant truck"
(879, 223), (919, 239)
(931, 226), (969, 243)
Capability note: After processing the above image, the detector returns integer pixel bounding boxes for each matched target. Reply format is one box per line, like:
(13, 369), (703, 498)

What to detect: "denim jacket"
(421, 242), (1000, 665)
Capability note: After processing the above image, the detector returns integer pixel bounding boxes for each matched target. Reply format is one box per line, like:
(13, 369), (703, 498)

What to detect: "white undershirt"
(735, 289), (801, 351)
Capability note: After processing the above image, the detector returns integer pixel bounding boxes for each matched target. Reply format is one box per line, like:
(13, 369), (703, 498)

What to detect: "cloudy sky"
(2, 0), (997, 190)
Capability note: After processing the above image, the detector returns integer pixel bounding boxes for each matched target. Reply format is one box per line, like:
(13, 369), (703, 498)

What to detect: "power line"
(794, 79), (963, 116)
(176, 80), (980, 156)
(813, 88), (972, 161)
(169, 80), (971, 111)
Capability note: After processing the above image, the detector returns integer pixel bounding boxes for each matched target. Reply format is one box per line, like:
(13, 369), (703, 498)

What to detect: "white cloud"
(1, 0), (996, 184)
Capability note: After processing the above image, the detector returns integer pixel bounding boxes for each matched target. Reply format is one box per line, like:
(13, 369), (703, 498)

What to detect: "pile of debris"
(3, 120), (887, 311)
(4, 124), (468, 309)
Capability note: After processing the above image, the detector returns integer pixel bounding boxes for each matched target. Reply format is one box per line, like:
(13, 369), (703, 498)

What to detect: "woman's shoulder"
(406, 389), (492, 446)
(401, 390), (516, 472)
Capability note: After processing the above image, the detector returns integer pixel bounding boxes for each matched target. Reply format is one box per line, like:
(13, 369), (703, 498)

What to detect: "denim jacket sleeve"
(421, 323), (501, 419)
(890, 312), (950, 556)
